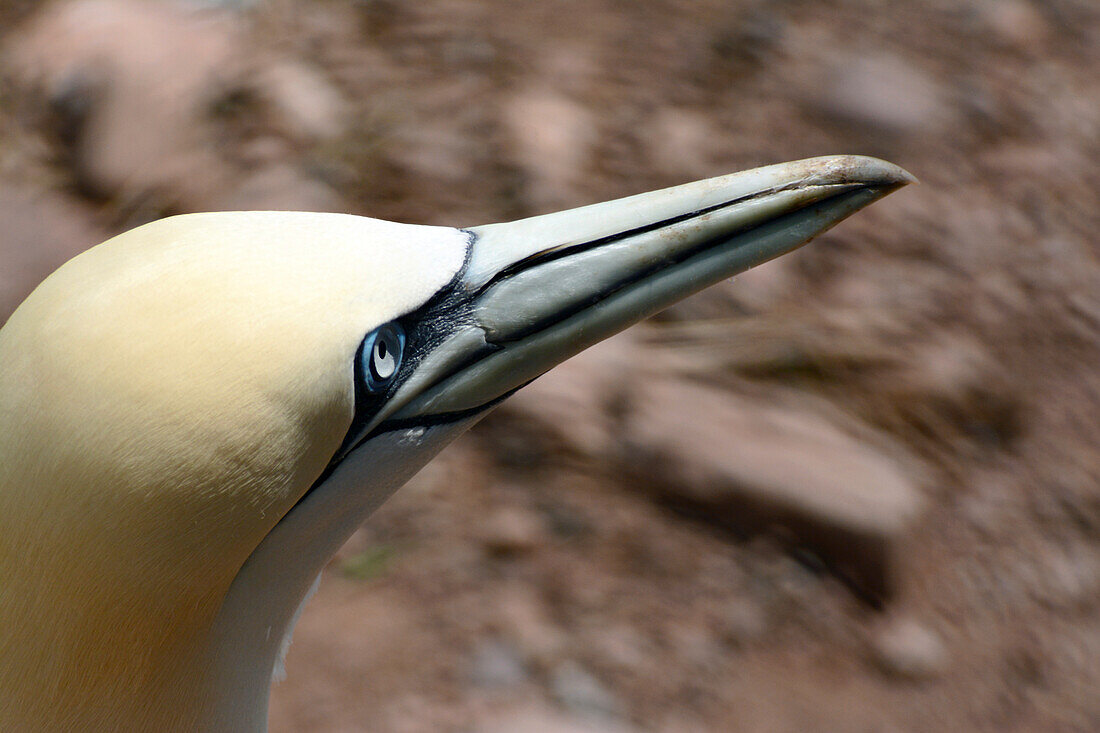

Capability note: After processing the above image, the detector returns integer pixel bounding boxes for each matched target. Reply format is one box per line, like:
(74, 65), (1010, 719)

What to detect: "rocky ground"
(1, 0), (1098, 730)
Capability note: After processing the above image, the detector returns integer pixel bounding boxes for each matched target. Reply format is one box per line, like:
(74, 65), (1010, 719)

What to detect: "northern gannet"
(0, 156), (912, 731)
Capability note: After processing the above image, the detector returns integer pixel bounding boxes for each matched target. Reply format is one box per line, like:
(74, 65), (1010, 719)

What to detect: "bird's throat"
(198, 418), (480, 732)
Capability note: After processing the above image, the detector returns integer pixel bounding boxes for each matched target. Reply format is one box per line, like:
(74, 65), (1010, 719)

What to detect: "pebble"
(482, 506), (547, 556)
(721, 598), (768, 647)
(469, 638), (528, 689)
(551, 661), (624, 721)
(498, 588), (568, 661)
(478, 705), (637, 733)
(870, 616), (949, 682)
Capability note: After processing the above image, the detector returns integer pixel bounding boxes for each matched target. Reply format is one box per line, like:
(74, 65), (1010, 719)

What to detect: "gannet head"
(0, 156), (912, 731)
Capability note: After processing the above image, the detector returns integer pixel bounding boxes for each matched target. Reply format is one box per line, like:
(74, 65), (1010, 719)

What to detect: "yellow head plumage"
(0, 212), (467, 730)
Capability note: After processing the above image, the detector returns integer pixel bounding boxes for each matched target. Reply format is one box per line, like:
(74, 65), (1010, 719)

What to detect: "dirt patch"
(2, 0), (1098, 730)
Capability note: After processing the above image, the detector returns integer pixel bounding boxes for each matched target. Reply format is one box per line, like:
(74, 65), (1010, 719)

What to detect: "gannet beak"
(382, 155), (913, 424)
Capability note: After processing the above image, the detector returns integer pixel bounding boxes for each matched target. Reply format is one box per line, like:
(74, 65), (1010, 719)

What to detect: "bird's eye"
(361, 322), (406, 393)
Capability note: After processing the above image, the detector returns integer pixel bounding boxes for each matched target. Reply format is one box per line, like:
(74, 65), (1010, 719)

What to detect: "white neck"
(198, 420), (475, 732)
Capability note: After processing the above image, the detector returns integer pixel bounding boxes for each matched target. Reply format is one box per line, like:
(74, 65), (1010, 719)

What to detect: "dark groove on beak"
(468, 180), (853, 298)
(480, 185), (870, 345)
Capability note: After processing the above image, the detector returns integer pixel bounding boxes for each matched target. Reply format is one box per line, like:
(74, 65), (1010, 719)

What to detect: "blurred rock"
(619, 379), (925, 599)
(184, 0), (259, 9)
(720, 597), (768, 647)
(869, 616), (949, 682)
(1032, 545), (1100, 612)
(585, 624), (647, 670)
(812, 54), (950, 137)
(257, 60), (349, 145)
(478, 705), (637, 733)
(482, 506), (547, 556)
(981, 0), (1051, 50)
(4, 0), (243, 206)
(214, 162), (342, 213)
(503, 87), (596, 212)
(550, 661), (624, 722)
(644, 106), (716, 177)
(497, 587), (569, 662)
(3, 0), (344, 213)
(709, 7), (784, 70)
(469, 638), (529, 689)
(496, 330), (647, 459)
(894, 334), (1022, 447)
(668, 622), (721, 670)
(727, 257), (796, 311)
(0, 185), (102, 322)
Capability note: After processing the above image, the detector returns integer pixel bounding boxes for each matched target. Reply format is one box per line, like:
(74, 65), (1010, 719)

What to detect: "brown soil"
(2, 1), (1098, 730)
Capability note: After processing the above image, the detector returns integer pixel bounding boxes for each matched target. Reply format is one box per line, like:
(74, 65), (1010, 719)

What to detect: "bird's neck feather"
(199, 420), (476, 731)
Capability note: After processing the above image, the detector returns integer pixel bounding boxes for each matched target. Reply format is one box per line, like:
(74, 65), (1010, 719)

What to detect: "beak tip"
(831, 154), (918, 188)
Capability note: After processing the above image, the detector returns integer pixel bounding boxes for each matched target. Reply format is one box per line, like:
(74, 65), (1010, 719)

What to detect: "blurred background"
(1, 0), (1098, 730)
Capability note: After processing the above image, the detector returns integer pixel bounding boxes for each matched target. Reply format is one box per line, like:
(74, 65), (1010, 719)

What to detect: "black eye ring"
(361, 322), (406, 393)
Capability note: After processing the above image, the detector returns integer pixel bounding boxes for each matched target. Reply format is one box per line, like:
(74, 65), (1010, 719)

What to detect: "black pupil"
(377, 340), (388, 360)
